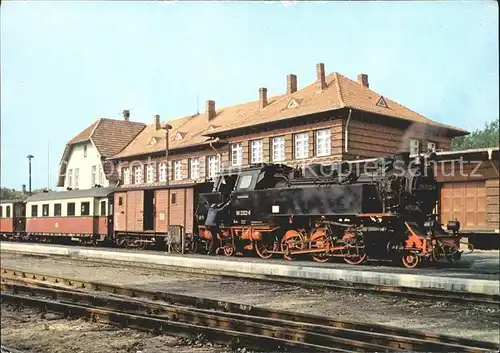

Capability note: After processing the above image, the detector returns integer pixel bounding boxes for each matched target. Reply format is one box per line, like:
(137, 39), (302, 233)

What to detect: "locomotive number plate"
(236, 210), (251, 216)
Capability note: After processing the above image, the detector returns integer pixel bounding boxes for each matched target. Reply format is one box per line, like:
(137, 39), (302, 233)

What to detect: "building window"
(98, 164), (104, 185)
(272, 136), (285, 162)
(74, 168), (80, 189)
(118, 197), (123, 206)
(231, 143), (243, 166)
(81, 202), (90, 216)
(207, 155), (219, 178)
(251, 139), (264, 164)
(189, 158), (200, 179)
(427, 141), (436, 152)
(159, 162), (167, 182)
(146, 164), (155, 183)
(91, 165), (97, 186)
(174, 160), (182, 180)
(31, 205), (38, 217)
(294, 132), (309, 159)
(316, 129), (331, 157)
(42, 204), (49, 217)
(68, 169), (73, 188)
(100, 200), (106, 216)
(54, 203), (62, 216)
(6, 206), (11, 218)
(133, 165), (142, 184)
(123, 167), (131, 185)
(410, 139), (420, 155)
(83, 144), (87, 157)
(67, 202), (76, 216)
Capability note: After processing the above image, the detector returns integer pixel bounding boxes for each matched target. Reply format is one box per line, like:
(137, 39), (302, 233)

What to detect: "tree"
(0, 188), (25, 200)
(452, 119), (499, 150)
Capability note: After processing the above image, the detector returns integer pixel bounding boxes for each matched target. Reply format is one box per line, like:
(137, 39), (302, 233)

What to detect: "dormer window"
(150, 137), (160, 145)
(376, 96), (388, 108)
(286, 98), (300, 109)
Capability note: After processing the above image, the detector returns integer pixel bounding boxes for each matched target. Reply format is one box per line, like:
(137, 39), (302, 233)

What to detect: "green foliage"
(0, 187), (53, 200)
(0, 188), (25, 200)
(452, 119), (499, 150)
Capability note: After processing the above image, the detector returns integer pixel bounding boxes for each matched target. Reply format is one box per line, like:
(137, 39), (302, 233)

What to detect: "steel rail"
(1, 282), (395, 352)
(3, 250), (497, 307)
(1, 292), (338, 353)
(2, 268), (499, 352)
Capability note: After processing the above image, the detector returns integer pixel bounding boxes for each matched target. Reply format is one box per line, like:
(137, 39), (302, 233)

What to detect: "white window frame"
(190, 158), (200, 179)
(91, 165), (97, 186)
(133, 165), (142, 184)
(316, 129), (331, 157)
(294, 132), (309, 159)
(74, 168), (80, 189)
(251, 139), (264, 164)
(146, 164), (155, 183)
(174, 160), (182, 180)
(427, 141), (436, 152)
(98, 164), (104, 185)
(410, 139), (420, 155)
(67, 169), (73, 188)
(159, 162), (167, 182)
(207, 155), (220, 178)
(123, 167), (131, 185)
(231, 143), (243, 167)
(272, 136), (285, 162)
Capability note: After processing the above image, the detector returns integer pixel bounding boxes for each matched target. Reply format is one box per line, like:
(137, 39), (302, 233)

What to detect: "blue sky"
(1, 0), (498, 190)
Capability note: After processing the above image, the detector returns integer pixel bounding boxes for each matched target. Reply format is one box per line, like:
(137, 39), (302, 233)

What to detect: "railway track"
(1, 268), (498, 353)
(3, 250), (498, 307)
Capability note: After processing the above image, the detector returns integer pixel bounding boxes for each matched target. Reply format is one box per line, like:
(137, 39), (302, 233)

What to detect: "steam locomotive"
(196, 152), (465, 268)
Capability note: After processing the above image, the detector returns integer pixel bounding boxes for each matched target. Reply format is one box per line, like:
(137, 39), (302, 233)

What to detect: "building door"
(143, 189), (155, 231)
(441, 181), (486, 231)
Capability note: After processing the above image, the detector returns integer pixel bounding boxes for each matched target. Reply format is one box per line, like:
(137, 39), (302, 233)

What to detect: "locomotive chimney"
(259, 87), (268, 109)
(205, 100), (216, 121)
(22, 184), (26, 195)
(316, 63), (326, 90)
(287, 74), (297, 94)
(357, 74), (369, 88)
(154, 114), (161, 130)
(123, 109), (130, 121)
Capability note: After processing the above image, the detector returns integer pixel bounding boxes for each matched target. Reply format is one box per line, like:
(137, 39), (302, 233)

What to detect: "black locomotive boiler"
(195, 152), (466, 268)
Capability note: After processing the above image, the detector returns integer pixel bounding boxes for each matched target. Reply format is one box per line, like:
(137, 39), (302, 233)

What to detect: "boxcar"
(113, 182), (213, 249)
(24, 187), (115, 243)
(0, 199), (26, 240)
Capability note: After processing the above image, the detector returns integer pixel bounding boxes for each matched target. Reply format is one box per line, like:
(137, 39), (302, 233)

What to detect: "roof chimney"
(154, 114), (161, 130)
(287, 74), (297, 94)
(205, 100), (216, 121)
(123, 110), (130, 121)
(357, 74), (369, 88)
(316, 63), (326, 90)
(259, 87), (268, 109)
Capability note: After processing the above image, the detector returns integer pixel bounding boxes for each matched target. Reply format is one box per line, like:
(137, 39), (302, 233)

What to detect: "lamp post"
(26, 154), (34, 195)
(162, 123), (173, 187)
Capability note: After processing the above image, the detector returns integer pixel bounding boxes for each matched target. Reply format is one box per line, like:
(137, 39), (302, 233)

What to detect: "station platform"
(1, 242), (498, 295)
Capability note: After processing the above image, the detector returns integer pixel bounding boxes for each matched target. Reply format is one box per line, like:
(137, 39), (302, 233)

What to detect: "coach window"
(118, 197), (123, 206)
(54, 204), (62, 216)
(32, 205), (38, 217)
(6, 206), (11, 218)
(81, 202), (90, 216)
(67, 203), (76, 216)
(42, 204), (49, 217)
(100, 200), (106, 216)
(171, 193), (176, 205)
(0, 206), (3, 217)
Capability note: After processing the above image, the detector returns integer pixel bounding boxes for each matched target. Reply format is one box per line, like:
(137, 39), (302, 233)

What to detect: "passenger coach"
(0, 199), (26, 239)
(24, 187), (115, 244)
